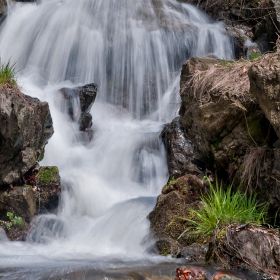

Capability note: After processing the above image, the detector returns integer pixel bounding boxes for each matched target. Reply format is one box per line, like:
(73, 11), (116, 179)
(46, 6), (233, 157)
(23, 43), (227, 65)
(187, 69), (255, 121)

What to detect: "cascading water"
(0, 0), (234, 277)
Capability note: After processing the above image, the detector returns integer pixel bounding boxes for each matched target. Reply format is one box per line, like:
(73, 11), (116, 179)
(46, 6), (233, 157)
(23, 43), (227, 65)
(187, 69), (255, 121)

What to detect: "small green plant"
(1, 212), (24, 229)
(0, 59), (17, 85)
(168, 176), (176, 185)
(249, 51), (261, 61)
(178, 178), (269, 239)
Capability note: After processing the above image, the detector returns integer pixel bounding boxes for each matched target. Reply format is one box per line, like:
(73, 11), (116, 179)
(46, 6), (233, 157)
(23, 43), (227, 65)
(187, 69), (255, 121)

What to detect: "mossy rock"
(37, 166), (59, 186)
(35, 166), (61, 213)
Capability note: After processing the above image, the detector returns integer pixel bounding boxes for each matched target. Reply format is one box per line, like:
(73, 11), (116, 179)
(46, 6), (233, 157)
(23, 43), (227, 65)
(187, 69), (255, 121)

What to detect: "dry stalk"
(241, 147), (266, 192)
(182, 60), (254, 106)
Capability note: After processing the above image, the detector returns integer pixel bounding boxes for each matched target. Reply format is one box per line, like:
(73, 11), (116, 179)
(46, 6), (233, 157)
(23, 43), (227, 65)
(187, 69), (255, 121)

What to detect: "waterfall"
(0, 0), (233, 272)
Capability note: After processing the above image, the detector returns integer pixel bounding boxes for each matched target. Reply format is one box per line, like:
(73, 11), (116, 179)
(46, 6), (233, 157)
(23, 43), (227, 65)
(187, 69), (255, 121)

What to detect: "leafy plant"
(0, 59), (17, 85)
(1, 212), (24, 229)
(178, 178), (269, 238)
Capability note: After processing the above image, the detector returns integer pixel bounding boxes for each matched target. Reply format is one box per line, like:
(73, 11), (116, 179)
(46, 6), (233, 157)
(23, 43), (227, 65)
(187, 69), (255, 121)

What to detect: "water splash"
(0, 0), (234, 271)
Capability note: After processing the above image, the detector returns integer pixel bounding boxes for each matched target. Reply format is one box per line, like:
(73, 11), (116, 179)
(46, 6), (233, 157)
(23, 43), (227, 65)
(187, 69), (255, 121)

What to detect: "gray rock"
(0, 86), (53, 185)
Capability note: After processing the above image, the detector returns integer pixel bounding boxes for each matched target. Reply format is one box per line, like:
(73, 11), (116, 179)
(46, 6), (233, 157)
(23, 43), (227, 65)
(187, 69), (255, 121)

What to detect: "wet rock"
(0, 85), (54, 186)
(35, 166), (61, 214)
(179, 0), (279, 52)
(0, 0), (7, 24)
(181, 243), (208, 263)
(154, 238), (183, 258)
(176, 266), (262, 280)
(60, 83), (97, 140)
(161, 117), (205, 180)
(27, 215), (64, 243)
(24, 165), (61, 214)
(176, 266), (208, 280)
(0, 165), (61, 240)
(149, 174), (206, 254)
(0, 186), (36, 223)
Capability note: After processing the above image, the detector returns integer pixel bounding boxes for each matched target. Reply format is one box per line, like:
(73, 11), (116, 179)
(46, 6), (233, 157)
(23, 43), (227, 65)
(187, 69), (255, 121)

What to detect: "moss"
(168, 176), (176, 185)
(245, 113), (268, 146)
(164, 210), (200, 245)
(160, 248), (171, 256)
(38, 166), (59, 185)
(217, 228), (227, 243)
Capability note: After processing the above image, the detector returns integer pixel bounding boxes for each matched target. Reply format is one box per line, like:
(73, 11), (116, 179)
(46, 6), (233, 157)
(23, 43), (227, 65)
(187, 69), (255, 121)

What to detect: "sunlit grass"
(0, 60), (17, 85)
(179, 179), (269, 238)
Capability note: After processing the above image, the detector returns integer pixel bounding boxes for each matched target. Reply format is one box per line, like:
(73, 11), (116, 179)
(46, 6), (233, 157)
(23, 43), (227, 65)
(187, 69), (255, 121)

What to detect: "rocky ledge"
(149, 50), (280, 277)
(0, 84), (60, 240)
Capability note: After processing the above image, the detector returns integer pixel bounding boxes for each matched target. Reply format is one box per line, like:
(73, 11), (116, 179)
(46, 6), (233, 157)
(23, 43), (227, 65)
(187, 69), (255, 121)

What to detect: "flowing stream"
(0, 0), (234, 278)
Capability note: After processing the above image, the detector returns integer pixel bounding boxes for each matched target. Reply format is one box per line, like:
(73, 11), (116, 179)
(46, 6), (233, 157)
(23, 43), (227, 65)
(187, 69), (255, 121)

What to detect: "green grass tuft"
(179, 179), (269, 238)
(0, 59), (17, 85)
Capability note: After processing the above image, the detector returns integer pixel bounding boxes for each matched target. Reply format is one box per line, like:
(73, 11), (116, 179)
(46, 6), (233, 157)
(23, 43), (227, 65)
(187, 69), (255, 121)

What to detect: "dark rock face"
(160, 117), (205, 180)
(0, 186), (36, 223)
(0, 0), (7, 24)
(0, 85), (54, 186)
(148, 175), (207, 257)
(0, 165), (61, 240)
(248, 52), (280, 139)
(60, 83), (97, 140)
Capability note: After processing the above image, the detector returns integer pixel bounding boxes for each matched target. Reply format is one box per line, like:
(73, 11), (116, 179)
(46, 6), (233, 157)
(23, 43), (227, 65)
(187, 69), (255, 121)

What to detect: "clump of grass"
(0, 60), (17, 86)
(179, 179), (269, 238)
(181, 59), (254, 106)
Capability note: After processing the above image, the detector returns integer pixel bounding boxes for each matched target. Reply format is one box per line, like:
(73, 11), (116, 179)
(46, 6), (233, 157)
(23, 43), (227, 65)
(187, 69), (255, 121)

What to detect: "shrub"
(179, 179), (269, 238)
(0, 60), (17, 85)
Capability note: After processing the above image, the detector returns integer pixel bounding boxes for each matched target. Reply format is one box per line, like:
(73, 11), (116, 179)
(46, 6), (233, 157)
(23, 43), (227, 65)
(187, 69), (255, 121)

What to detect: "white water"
(0, 0), (233, 274)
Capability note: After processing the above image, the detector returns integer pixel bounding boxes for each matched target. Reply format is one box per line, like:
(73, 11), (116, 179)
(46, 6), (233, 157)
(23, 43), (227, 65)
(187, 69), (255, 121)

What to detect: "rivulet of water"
(0, 0), (233, 277)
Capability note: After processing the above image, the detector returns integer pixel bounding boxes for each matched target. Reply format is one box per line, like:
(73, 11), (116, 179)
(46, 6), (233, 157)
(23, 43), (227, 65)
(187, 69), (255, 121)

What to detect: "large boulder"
(0, 186), (36, 223)
(211, 225), (280, 278)
(148, 174), (207, 258)
(0, 85), (54, 186)
(0, 165), (61, 240)
(178, 55), (280, 214)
